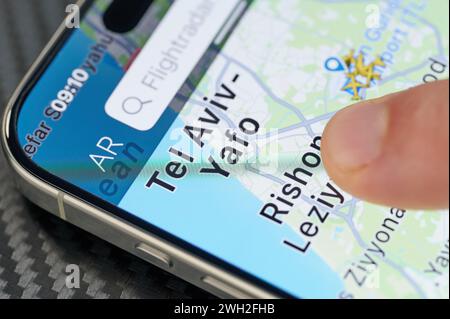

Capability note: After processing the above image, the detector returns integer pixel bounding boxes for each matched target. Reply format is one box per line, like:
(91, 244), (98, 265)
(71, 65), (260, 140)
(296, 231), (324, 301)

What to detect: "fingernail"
(324, 101), (389, 171)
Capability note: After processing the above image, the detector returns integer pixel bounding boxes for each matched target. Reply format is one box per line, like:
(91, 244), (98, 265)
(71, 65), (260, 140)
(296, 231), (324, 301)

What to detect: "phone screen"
(14, 0), (449, 298)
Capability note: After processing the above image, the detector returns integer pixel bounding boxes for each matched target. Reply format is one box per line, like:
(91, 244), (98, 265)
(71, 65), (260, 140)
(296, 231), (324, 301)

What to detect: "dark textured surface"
(0, 0), (211, 299)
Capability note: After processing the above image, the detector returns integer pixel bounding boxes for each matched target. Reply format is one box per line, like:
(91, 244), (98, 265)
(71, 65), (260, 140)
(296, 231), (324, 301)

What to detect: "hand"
(322, 80), (449, 210)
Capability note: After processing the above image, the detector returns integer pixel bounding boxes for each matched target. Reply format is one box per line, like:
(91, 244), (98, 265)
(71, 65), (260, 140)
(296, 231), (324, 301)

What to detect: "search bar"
(105, 0), (241, 131)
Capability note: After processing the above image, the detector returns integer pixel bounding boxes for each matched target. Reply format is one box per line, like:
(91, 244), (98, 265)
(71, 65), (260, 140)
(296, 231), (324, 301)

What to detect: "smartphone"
(2, 0), (449, 299)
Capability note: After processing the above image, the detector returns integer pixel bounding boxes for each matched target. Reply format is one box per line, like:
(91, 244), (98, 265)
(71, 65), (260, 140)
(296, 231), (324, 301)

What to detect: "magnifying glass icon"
(122, 97), (152, 115)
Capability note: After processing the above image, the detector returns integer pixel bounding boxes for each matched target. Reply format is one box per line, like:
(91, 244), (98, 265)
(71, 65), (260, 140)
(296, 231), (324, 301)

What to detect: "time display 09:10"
(49, 68), (89, 113)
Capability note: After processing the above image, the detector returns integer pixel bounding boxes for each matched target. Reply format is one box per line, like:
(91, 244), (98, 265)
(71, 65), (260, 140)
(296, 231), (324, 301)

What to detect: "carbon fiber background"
(0, 0), (211, 299)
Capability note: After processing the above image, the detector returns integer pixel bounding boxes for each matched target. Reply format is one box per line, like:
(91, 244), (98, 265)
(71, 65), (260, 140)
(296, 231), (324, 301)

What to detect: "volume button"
(57, 192), (67, 220)
(135, 243), (173, 269)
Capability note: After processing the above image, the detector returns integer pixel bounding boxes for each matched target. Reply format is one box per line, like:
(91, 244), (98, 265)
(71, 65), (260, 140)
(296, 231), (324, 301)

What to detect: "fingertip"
(322, 81), (449, 209)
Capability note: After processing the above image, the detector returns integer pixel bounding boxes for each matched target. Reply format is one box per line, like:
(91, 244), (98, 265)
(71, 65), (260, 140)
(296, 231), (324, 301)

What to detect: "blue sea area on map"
(120, 118), (344, 298)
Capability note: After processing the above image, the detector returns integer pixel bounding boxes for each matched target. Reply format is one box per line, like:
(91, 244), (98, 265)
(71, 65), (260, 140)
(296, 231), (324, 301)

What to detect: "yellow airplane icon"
(341, 50), (386, 100)
(341, 73), (366, 100)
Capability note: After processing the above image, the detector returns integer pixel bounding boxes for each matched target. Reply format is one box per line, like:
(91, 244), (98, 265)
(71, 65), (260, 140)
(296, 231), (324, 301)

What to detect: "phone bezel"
(3, 0), (293, 298)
